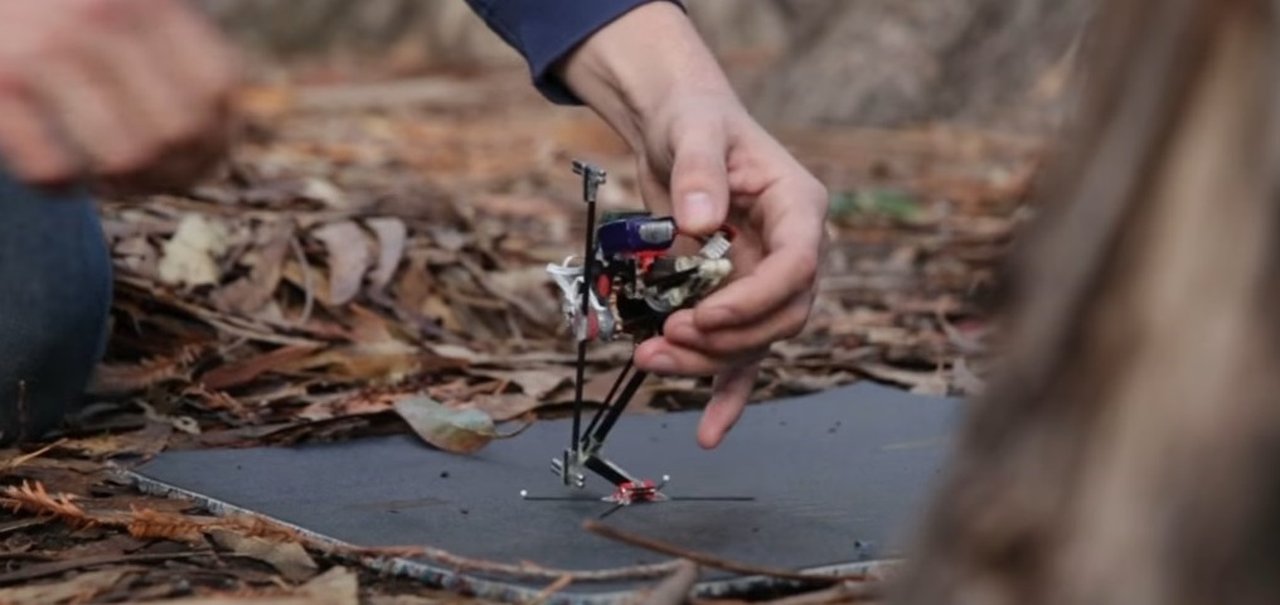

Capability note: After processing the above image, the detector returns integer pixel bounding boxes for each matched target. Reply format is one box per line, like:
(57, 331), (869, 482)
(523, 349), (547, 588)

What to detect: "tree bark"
(745, 0), (1092, 132)
(893, 1), (1280, 604)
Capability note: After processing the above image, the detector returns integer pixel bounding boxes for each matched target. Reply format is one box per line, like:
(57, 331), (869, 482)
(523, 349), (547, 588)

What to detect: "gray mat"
(127, 382), (961, 603)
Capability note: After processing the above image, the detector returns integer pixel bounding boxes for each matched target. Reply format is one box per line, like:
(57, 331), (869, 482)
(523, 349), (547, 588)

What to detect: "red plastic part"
(633, 251), (663, 274)
(610, 479), (661, 505)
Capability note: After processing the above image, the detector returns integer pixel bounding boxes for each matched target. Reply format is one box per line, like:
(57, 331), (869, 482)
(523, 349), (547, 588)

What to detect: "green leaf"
(829, 189), (921, 222)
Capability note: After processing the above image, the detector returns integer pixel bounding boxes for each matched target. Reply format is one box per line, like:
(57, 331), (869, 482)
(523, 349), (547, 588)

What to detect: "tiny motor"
(547, 212), (733, 342)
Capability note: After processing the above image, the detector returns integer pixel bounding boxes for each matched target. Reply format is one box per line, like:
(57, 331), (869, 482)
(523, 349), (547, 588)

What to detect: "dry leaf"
(296, 565), (359, 605)
(392, 395), (497, 454)
(470, 393), (543, 421)
(158, 213), (230, 287)
(295, 390), (403, 422)
(211, 219), (296, 314)
(200, 344), (323, 390)
(1, 480), (91, 526)
(209, 527), (319, 582)
(0, 569), (131, 605)
(57, 421), (173, 459)
(88, 347), (200, 396)
(854, 362), (950, 396)
(113, 234), (160, 278)
(471, 368), (569, 400)
(127, 507), (207, 544)
(365, 217), (407, 289)
(312, 220), (373, 305)
(301, 178), (347, 208)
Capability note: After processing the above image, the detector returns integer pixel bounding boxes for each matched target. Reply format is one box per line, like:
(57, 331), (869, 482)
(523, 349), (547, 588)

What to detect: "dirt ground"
(1, 64), (1042, 604)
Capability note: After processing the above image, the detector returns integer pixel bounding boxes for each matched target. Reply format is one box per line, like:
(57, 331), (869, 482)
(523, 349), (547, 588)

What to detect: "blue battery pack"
(596, 216), (677, 256)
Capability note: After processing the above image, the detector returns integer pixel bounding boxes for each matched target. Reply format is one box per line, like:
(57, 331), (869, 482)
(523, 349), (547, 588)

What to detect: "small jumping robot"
(533, 160), (736, 510)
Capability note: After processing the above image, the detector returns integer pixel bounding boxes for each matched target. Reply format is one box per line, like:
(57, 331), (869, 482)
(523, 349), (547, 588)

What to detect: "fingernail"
(682, 191), (715, 231)
(647, 353), (677, 373)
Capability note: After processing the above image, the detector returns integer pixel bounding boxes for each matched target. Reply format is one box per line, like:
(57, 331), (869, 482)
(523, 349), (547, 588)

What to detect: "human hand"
(0, 0), (239, 189)
(559, 2), (829, 449)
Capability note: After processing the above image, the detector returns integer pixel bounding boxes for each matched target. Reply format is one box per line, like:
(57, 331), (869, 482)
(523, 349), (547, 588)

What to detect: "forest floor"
(0, 64), (1043, 605)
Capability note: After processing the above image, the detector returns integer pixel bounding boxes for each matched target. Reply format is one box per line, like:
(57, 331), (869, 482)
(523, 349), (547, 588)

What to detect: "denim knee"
(0, 177), (112, 444)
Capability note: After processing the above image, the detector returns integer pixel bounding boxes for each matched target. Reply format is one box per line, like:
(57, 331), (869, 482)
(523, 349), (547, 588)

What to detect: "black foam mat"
(127, 382), (962, 603)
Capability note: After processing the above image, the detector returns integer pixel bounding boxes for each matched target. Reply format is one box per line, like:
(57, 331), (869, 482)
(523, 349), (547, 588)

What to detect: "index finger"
(694, 174), (827, 331)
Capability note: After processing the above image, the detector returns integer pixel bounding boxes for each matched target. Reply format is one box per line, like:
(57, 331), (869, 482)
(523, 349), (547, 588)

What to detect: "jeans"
(0, 175), (112, 445)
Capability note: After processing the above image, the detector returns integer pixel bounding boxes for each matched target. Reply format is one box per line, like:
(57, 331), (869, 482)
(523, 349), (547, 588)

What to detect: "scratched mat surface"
(129, 382), (962, 603)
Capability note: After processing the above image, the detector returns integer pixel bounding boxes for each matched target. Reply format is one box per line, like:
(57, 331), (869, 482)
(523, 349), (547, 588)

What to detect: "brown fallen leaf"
(200, 344), (323, 390)
(56, 421), (173, 459)
(88, 346), (202, 396)
(471, 368), (570, 401)
(296, 565), (359, 605)
(365, 217), (407, 289)
(470, 393), (543, 422)
(112, 234), (160, 279)
(1, 480), (91, 527)
(854, 362), (950, 396)
(392, 395), (500, 454)
(209, 528), (318, 582)
(210, 219), (297, 315)
(311, 220), (373, 305)
(0, 569), (132, 605)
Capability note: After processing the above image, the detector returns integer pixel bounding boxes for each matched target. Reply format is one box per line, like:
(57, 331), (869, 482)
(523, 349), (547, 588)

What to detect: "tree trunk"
(746, 0), (1093, 132)
(892, 1), (1280, 604)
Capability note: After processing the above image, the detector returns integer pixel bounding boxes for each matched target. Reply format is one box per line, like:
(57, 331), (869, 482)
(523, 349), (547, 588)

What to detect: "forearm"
(464, 0), (686, 106)
(555, 2), (740, 149)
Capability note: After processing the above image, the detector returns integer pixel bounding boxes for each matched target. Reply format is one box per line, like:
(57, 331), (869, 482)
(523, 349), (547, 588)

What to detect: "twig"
(582, 520), (864, 585)
(9, 474), (681, 586)
(339, 540), (682, 583)
(0, 551), (206, 585)
(527, 573), (574, 605)
(2, 438), (66, 471)
(0, 518), (48, 536)
(639, 560), (700, 605)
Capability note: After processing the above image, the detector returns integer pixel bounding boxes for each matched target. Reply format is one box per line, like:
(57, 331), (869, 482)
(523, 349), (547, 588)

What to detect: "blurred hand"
(0, 0), (239, 189)
(560, 2), (829, 449)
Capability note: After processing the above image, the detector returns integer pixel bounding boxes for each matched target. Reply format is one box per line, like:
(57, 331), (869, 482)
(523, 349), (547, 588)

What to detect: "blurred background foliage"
(195, 0), (1091, 133)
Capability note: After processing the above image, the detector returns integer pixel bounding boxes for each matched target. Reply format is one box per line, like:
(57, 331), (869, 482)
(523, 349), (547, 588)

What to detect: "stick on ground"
(582, 520), (866, 585)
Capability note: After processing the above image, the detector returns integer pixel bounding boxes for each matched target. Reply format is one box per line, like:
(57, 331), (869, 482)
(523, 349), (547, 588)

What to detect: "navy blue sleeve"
(464, 0), (683, 104)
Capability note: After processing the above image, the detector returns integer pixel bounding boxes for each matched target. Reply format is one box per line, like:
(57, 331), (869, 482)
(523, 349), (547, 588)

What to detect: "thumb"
(669, 126), (729, 237)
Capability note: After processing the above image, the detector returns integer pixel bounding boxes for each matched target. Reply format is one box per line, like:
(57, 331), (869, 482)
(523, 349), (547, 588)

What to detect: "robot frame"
(528, 159), (739, 511)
